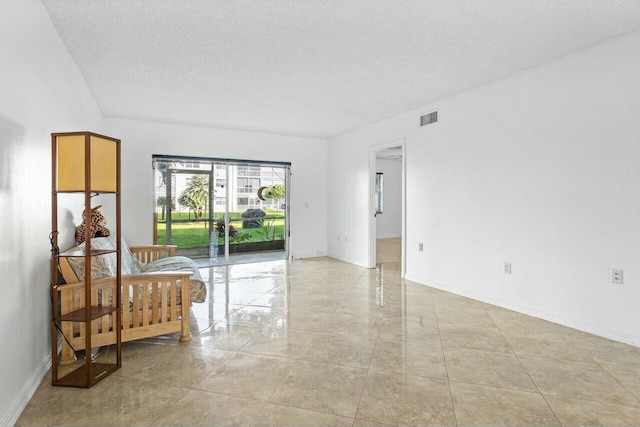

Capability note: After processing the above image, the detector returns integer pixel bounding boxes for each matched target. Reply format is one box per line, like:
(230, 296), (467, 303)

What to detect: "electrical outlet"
(610, 268), (623, 284)
(418, 242), (424, 252)
(504, 262), (512, 275)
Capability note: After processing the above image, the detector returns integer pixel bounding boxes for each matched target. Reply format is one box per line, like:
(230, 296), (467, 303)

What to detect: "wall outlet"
(418, 242), (424, 252)
(504, 262), (512, 275)
(610, 268), (623, 284)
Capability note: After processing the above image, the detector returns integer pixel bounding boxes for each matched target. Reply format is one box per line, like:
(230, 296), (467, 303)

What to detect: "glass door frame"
(163, 167), (214, 250)
(153, 155), (291, 265)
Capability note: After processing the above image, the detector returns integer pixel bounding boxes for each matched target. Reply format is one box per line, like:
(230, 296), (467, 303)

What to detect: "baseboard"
(404, 274), (640, 348)
(1, 350), (51, 427)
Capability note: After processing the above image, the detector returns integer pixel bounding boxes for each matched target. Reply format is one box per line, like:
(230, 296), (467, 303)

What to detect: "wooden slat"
(91, 288), (99, 335)
(129, 245), (177, 264)
(170, 279), (177, 321)
(161, 281), (168, 323)
(132, 284), (140, 327)
(151, 282), (159, 325)
(142, 281), (149, 326)
(122, 284), (130, 330)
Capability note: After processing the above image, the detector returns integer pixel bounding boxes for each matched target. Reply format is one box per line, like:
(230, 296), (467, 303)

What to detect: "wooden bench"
(56, 245), (192, 365)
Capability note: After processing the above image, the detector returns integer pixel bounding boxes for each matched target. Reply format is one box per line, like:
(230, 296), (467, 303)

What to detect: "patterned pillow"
(66, 236), (118, 281)
(120, 238), (141, 274)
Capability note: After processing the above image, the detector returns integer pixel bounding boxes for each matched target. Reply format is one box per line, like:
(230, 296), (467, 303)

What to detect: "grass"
(158, 210), (284, 222)
(156, 214), (285, 248)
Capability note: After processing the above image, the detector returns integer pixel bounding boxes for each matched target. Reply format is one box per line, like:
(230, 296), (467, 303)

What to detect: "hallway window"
(375, 172), (383, 214)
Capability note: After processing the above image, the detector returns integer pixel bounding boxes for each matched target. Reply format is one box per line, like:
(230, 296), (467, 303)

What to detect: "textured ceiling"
(42, 0), (640, 138)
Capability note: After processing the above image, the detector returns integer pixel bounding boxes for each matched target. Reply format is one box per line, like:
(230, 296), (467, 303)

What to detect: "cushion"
(140, 256), (207, 303)
(66, 236), (118, 281)
(66, 236), (207, 304)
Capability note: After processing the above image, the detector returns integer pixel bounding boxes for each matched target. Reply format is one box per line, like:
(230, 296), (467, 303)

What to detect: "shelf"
(58, 249), (117, 257)
(57, 306), (118, 322)
(52, 363), (120, 388)
(55, 190), (118, 194)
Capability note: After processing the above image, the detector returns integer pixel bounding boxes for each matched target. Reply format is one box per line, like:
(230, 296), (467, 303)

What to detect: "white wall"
(0, 1), (104, 425)
(328, 31), (640, 345)
(375, 158), (402, 239)
(103, 118), (328, 259)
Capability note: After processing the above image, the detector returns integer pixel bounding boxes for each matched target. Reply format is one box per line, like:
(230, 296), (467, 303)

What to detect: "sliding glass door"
(153, 156), (290, 266)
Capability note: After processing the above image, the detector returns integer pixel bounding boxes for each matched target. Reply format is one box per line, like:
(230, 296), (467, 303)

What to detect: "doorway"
(153, 156), (291, 266)
(369, 141), (406, 276)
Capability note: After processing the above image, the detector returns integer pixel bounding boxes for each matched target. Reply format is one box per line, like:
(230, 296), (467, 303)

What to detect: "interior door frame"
(368, 139), (406, 277)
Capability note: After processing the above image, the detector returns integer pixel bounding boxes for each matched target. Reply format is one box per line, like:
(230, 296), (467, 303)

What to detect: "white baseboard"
(404, 274), (640, 348)
(1, 350), (51, 427)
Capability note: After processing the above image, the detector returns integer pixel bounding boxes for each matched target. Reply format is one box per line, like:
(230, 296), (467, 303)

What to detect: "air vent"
(420, 111), (438, 126)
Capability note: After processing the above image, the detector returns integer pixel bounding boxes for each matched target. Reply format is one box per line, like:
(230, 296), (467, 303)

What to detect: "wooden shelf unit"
(50, 131), (122, 388)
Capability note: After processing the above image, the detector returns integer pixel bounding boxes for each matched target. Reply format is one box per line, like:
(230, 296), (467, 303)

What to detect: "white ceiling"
(42, 0), (640, 139)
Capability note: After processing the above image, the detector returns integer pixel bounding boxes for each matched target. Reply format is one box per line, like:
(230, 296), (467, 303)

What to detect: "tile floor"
(17, 239), (640, 426)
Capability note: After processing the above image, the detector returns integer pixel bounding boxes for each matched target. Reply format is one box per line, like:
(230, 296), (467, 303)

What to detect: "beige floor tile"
(370, 339), (447, 379)
(386, 292), (434, 307)
(545, 395), (640, 427)
(195, 352), (296, 401)
(377, 237), (401, 264)
(488, 309), (582, 341)
(450, 381), (560, 426)
(436, 306), (497, 328)
(504, 333), (592, 362)
(444, 348), (537, 392)
(440, 323), (512, 354)
(18, 375), (188, 427)
(432, 292), (491, 310)
(240, 327), (317, 359)
(601, 362), (640, 400)
(353, 419), (396, 427)
(321, 315), (380, 341)
(519, 355), (638, 406)
(149, 389), (264, 427)
(192, 321), (261, 350)
(190, 302), (245, 323)
(376, 316), (441, 344)
(114, 344), (234, 388)
(269, 360), (367, 417)
(577, 337), (640, 369)
(209, 289), (267, 305)
(357, 370), (456, 426)
(251, 403), (354, 427)
(227, 305), (289, 328)
(300, 333), (376, 368)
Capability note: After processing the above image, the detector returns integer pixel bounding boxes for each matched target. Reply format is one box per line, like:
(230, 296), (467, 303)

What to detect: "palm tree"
(156, 196), (175, 219)
(178, 175), (209, 221)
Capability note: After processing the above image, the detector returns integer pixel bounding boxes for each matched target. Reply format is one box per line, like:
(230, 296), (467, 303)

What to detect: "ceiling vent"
(420, 111), (438, 126)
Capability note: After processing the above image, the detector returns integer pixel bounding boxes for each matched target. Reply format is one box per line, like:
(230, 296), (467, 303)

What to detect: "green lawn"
(158, 210), (284, 221)
(156, 212), (285, 248)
